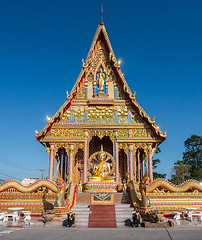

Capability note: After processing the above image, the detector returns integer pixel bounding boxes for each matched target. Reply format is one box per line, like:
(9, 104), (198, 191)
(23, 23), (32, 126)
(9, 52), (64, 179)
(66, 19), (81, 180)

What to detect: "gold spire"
(100, 4), (103, 25)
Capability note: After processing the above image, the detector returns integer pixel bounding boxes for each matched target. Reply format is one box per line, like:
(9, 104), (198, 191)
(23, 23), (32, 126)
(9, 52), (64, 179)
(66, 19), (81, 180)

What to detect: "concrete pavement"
(0, 224), (202, 240)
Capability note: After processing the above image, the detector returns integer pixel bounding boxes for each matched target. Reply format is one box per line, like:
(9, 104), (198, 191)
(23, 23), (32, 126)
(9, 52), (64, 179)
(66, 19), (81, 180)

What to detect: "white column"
(83, 131), (88, 183)
(129, 144), (134, 181)
(148, 144), (153, 182)
(136, 150), (140, 181)
(114, 132), (119, 183)
(48, 144), (55, 180)
(69, 144), (74, 181)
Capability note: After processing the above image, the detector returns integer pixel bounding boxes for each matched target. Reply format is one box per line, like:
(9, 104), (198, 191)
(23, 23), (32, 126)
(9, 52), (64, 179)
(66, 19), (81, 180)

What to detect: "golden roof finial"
(100, 3), (103, 25)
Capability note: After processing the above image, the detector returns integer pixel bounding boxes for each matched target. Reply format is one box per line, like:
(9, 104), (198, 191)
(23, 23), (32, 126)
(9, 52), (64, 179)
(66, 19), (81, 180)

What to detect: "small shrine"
(36, 12), (167, 191)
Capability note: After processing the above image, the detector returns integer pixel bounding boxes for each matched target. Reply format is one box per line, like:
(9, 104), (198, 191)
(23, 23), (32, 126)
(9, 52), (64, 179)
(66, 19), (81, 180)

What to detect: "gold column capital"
(114, 129), (118, 139)
(46, 147), (50, 155)
(128, 143), (133, 152)
(148, 143), (152, 153)
(69, 143), (74, 152)
(50, 143), (55, 149)
(84, 130), (89, 138)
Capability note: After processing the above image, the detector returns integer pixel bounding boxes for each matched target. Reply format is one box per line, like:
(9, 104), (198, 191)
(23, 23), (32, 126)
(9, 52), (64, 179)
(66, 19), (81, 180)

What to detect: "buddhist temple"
(36, 11), (167, 191)
(1, 10), (201, 227)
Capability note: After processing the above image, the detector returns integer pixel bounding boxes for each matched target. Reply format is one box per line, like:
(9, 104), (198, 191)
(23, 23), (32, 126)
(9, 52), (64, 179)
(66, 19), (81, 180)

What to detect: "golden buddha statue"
(92, 151), (110, 177)
(88, 147), (115, 181)
(97, 68), (105, 92)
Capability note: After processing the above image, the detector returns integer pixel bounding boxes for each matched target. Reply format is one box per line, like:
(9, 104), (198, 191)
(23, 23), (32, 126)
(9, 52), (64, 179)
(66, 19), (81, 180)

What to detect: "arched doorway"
(119, 149), (128, 183)
(55, 147), (68, 182)
(135, 148), (147, 182)
(101, 136), (113, 155)
(89, 136), (101, 157)
(89, 136), (113, 156)
(74, 149), (84, 184)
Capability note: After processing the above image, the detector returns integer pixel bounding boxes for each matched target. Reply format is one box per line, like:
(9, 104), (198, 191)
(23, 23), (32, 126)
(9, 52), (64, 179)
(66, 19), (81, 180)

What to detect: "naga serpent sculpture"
(128, 162), (150, 210)
(0, 179), (58, 193)
(128, 164), (202, 224)
(132, 179), (202, 193)
(0, 159), (76, 213)
(54, 158), (76, 210)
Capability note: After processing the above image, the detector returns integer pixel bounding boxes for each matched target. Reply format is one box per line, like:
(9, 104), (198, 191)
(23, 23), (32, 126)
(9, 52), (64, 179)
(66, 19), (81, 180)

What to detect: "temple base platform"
(84, 181), (117, 192)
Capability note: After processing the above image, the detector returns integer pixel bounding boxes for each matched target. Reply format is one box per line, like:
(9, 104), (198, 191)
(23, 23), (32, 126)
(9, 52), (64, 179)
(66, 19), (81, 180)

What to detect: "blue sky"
(0, 0), (201, 181)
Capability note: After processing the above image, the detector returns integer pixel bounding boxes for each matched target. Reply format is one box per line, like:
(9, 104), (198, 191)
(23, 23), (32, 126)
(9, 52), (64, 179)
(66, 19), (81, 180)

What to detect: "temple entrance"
(135, 148), (147, 182)
(55, 147), (68, 182)
(119, 149), (128, 183)
(74, 149), (84, 185)
(89, 136), (113, 156)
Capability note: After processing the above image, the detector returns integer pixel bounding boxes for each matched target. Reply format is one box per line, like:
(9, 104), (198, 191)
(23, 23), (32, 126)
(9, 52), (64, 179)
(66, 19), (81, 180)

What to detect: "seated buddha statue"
(88, 148), (115, 181)
(92, 152), (110, 178)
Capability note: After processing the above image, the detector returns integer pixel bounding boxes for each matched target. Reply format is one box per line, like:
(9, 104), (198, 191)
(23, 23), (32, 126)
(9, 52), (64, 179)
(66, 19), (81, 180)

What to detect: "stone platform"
(84, 181), (117, 192)
(75, 192), (130, 204)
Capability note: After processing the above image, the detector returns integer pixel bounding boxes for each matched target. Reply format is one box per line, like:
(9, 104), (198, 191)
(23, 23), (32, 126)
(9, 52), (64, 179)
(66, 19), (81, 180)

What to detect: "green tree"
(169, 161), (190, 185)
(182, 135), (202, 181)
(153, 147), (166, 179)
(169, 135), (202, 184)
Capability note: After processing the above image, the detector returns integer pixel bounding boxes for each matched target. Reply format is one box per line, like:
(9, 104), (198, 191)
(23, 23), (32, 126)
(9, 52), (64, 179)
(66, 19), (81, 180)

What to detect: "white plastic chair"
(12, 212), (20, 222)
(174, 212), (182, 220)
(22, 211), (31, 222)
(0, 212), (5, 221)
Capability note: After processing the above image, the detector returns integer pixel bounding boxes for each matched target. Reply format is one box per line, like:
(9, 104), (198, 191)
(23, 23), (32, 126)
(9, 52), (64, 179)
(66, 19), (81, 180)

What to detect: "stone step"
(72, 204), (89, 208)
(71, 204), (89, 228)
(115, 204), (131, 207)
(72, 210), (89, 214)
(115, 204), (133, 227)
(72, 206), (90, 208)
(89, 217), (116, 222)
(72, 203), (134, 228)
(88, 205), (117, 228)
(90, 205), (115, 211)
(116, 211), (133, 214)
(75, 218), (89, 223)
(88, 222), (117, 228)
(89, 213), (116, 218)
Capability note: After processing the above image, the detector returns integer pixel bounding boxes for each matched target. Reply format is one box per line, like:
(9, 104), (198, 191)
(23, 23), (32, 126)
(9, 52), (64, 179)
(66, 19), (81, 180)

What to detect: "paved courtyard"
(0, 221), (202, 240)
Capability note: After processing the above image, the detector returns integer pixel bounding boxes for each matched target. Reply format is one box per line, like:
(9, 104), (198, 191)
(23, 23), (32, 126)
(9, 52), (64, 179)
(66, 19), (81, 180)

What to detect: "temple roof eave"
(36, 21), (167, 143)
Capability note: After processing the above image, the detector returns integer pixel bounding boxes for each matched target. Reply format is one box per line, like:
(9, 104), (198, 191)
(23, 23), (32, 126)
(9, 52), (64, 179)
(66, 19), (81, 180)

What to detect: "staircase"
(115, 204), (133, 227)
(71, 204), (90, 227)
(88, 205), (117, 228)
(71, 204), (133, 228)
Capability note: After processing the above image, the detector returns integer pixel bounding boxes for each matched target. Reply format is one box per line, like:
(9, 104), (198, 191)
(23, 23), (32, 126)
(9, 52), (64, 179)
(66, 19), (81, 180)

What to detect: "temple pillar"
(136, 150), (140, 181)
(133, 146), (136, 181)
(48, 143), (55, 180)
(114, 132), (119, 183)
(83, 131), (88, 183)
(129, 144), (134, 181)
(62, 149), (66, 180)
(148, 144), (153, 182)
(69, 144), (74, 181)
(140, 152), (144, 180)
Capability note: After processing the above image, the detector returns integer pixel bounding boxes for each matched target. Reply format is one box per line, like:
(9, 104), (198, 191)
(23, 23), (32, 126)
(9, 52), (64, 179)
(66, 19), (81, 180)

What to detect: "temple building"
(36, 14), (166, 190)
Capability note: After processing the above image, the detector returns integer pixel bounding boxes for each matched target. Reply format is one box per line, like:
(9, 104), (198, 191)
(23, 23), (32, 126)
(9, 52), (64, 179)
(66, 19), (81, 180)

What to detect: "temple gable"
(36, 17), (166, 185)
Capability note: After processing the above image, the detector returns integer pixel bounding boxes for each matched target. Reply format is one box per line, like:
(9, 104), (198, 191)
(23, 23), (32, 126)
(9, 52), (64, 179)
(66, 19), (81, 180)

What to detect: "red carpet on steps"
(88, 205), (117, 228)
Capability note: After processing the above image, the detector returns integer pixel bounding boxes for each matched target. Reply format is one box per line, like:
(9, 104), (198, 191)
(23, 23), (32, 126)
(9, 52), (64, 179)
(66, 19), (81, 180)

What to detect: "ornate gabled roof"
(36, 19), (167, 143)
